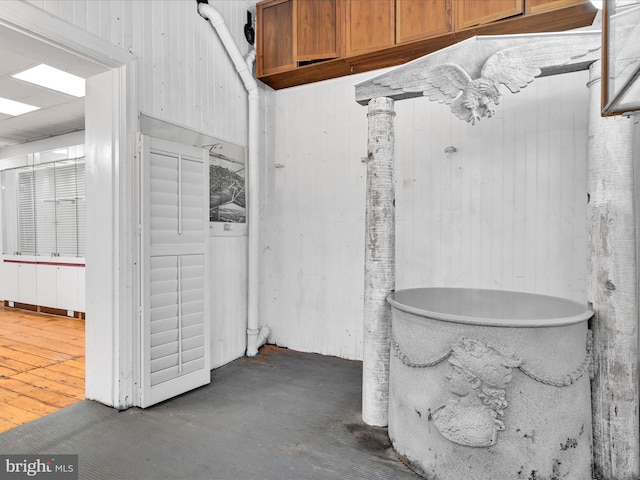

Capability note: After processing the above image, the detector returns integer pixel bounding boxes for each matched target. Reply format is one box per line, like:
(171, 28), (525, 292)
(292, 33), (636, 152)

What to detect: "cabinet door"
(36, 263), (58, 309)
(257, 0), (295, 75)
(528, 0), (584, 14)
(77, 266), (86, 313)
(456, 0), (524, 30)
(2, 260), (19, 303)
(17, 262), (37, 305)
(56, 265), (79, 312)
(396, 0), (452, 44)
(296, 0), (341, 63)
(344, 0), (395, 56)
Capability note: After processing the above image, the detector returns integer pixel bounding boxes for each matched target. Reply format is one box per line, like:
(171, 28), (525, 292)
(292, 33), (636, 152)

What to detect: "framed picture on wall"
(602, 0), (640, 115)
(208, 141), (247, 237)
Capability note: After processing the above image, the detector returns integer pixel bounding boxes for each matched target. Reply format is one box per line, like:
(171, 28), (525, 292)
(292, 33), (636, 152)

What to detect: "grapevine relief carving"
(431, 338), (521, 448)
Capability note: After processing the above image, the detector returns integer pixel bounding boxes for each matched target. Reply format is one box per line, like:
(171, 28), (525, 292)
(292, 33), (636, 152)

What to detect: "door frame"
(0, 1), (139, 409)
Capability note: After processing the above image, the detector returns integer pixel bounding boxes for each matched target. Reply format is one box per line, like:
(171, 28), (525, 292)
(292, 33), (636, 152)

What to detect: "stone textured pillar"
(363, 97), (396, 426)
(587, 60), (640, 480)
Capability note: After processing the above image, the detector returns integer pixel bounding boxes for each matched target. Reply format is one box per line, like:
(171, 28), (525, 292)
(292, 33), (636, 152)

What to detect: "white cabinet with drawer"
(1, 255), (85, 314)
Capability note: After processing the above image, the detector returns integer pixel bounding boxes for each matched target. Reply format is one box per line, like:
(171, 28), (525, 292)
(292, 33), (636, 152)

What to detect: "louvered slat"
(149, 253), (206, 385)
(150, 151), (204, 247)
(141, 135), (209, 406)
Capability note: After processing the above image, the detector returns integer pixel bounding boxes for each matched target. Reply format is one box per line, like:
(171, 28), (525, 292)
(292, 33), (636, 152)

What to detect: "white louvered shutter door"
(140, 135), (210, 408)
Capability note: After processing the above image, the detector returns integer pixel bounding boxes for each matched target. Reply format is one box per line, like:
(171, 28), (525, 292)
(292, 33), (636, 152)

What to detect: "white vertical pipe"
(246, 88), (264, 357)
(363, 97), (396, 426)
(198, 2), (269, 358)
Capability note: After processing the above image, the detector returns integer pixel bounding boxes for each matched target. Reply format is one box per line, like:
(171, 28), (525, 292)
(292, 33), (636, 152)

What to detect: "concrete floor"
(0, 345), (422, 480)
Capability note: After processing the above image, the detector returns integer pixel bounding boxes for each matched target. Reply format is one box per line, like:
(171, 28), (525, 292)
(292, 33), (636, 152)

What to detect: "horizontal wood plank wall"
(0, 306), (84, 433)
(21, 0), (258, 369)
(264, 69), (589, 361)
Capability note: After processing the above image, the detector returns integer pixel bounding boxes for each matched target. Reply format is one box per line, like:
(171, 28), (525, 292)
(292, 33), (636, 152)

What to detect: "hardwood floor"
(0, 305), (84, 433)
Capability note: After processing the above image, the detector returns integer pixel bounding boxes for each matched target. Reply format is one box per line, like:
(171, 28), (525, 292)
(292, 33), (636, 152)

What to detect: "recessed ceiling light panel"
(12, 64), (85, 97)
(0, 97), (40, 116)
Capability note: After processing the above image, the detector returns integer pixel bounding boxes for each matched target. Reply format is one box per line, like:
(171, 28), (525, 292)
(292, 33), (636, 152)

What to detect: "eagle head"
(475, 78), (501, 106)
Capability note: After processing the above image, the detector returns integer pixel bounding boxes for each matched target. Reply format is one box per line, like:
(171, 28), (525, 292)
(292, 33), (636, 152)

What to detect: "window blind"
(4, 156), (86, 258)
(17, 167), (36, 255)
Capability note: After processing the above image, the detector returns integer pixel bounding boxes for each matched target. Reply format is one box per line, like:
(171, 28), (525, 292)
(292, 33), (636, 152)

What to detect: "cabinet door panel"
(528, 0), (584, 13)
(77, 266), (86, 313)
(396, 0), (452, 44)
(56, 265), (79, 312)
(345, 0), (395, 56)
(2, 261), (19, 303)
(36, 264), (57, 309)
(17, 262), (37, 305)
(258, 0), (295, 75)
(456, 0), (524, 30)
(296, 0), (340, 62)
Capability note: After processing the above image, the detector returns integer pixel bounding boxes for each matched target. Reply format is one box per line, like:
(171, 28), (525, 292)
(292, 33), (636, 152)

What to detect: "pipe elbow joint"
(246, 326), (270, 357)
(198, 4), (224, 27)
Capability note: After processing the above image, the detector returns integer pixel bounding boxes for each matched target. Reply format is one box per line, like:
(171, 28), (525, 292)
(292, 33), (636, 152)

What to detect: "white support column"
(587, 60), (640, 480)
(363, 97), (396, 427)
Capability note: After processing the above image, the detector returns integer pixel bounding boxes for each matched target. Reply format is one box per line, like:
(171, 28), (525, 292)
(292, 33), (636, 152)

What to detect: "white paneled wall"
(18, 1), (594, 366)
(394, 70), (588, 299)
(24, 0), (253, 146)
(263, 78), (370, 360)
(210, 236), (247, 368)
(22, 0), (258, 368)
(264, 69), (590, 361)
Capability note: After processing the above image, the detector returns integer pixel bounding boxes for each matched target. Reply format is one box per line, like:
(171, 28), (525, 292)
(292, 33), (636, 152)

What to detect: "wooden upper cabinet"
(527, 0), (586, 14)
(396, 0), (452, 44)
(455, 0), (524, 30)
(296, 0), (341, 63)
(344, 0), (395, 56)
(256, 0), (597, 89)
(257, 0), (340, 74)
(257, 0), (295, 75)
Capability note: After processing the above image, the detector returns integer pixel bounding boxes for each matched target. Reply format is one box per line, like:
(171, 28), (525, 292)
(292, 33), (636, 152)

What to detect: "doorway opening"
(0, 2), (136, 429)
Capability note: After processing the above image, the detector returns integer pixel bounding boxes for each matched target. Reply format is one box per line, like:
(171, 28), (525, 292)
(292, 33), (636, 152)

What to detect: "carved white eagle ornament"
(373, 41), (600, 125)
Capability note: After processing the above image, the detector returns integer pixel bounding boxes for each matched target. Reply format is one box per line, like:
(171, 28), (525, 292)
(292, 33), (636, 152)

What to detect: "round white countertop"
(387, 288), (593, 327)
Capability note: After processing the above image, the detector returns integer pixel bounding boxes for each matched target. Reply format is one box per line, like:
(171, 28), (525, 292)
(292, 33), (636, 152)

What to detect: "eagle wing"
(373, 63), (472, 105)
(481, 39), (600, 94)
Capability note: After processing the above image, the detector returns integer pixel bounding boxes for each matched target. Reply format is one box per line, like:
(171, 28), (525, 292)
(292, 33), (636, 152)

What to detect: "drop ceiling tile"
(0, 77), (81, 110)
(0, 127), (36, 142)
(21, 89), (77, 109)
(0, 77), (46, 102)
(0, 99), (84, 130)
(33, 122), (84, 138)
(0, 50), (38, 77)
(0, 23), (108, 147)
